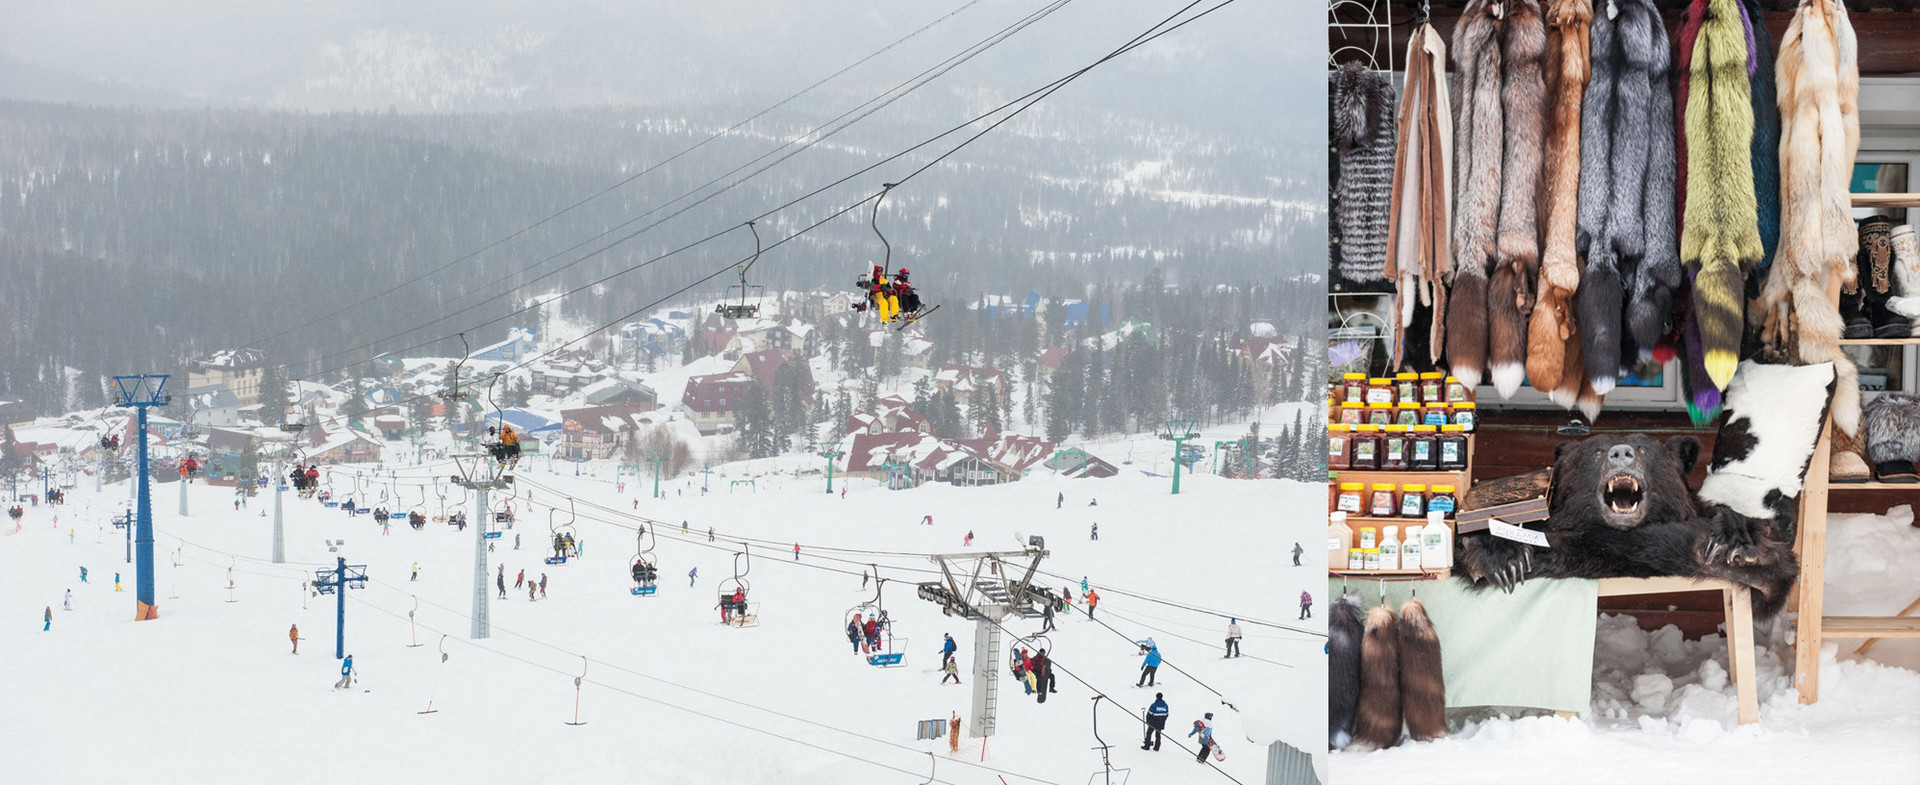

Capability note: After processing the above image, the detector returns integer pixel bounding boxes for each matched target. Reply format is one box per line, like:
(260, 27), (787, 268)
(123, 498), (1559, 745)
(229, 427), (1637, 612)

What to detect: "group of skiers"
(851, 265), (926, 324)
(718, 586), (750, 624)
(552, 532), (579, 561)
(846, 612), (892, 656)
(493, 565), (549, 601)
(98, 434), (122, 452)
(289, 465), (322, 497)
(486, 425), (522, 466)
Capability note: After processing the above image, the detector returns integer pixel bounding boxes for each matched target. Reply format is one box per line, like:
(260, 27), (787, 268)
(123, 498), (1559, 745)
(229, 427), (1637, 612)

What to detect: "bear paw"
(1705, 509), (1762, 565)
(1465, 536), (1534, 593)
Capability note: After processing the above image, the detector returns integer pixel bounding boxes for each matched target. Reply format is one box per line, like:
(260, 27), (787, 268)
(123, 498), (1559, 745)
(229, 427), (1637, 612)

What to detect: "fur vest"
(1680, 0), (1762, 392)
(1386, 23), (1454, 368)
(1333, 63), (1398, 283)
(1759, 0), (1863, 436)
(1525, 0), (1593, 407)
(1446, 0), (1545, 393)
(1575, 0), (1675, 397)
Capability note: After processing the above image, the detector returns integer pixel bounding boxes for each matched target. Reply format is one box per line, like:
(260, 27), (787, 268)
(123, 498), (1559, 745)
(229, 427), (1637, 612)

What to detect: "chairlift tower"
(112, 375), (170, 621)
(1160, 419), (1200, 495)
(914, 542), (1056, 740)
(450, 453), (511, 639)
(820, 440), (844, 494)
(314, 543), (368, 660)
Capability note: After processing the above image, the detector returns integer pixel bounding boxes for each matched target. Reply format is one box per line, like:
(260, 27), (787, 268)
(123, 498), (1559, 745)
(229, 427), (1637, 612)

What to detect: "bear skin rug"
(1456, 433), (1799, 618)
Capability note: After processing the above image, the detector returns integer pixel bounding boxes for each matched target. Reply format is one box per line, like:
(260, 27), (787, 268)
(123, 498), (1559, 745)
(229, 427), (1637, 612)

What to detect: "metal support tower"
(313, 549), (368, 659)
(648, 451), (667, 499)
(820, 440), (843, 493)
(451, 453), (509, 639)
(113, 509), (132, 563)
(914, 545), (1054, 740)
(272, 470), (287, 564)
(112, 374), (169, 621)
(1160, 419), (1199, 495)
(178, 469), (189, 517)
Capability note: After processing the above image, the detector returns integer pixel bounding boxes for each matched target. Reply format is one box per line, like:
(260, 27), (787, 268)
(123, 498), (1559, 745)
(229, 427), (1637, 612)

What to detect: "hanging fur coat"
(1524, 0), (1592, 409)
(1575, 0), (1676, 396)
(1760, 0), (1863, 437)
(1386, 22), (1454, 369)
(1333, 63), (1398, 284)
(1681, 0), (1762, 393)
(1447, 0), (1546, 395)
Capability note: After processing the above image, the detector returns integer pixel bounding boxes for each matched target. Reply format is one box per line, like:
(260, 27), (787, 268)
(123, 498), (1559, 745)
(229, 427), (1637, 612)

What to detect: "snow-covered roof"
(191, 348), (269, 372)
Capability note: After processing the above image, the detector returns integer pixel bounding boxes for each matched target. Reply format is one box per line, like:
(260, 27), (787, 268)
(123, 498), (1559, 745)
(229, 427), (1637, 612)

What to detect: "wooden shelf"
(1819, 617), (1920, 638)
(1331, 569), (1451, 579)
(1330, 514), (1452, 525)
(1837, 337), (1920, 346)
(1849, 193), (1920, 208)
(1330, 469), (1471, 488)
(1826, 480), (1920, 490)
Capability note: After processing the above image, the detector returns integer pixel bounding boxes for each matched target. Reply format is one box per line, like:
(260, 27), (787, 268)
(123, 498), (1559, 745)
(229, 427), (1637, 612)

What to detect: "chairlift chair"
(716, 222), (765, 320)
(629, 526), (659, 596)
(717, 546), (758, 627)
(440, 334), (473, 404)
(850, 574), (905, 667)
(544, 499), (578, 566)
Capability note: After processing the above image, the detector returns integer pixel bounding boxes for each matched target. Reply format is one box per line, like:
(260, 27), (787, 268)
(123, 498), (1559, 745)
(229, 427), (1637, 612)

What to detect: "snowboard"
(893, 304), (939, 329)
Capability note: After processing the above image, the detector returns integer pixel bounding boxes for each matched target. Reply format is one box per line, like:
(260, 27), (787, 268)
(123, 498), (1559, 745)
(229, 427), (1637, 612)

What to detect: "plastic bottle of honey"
(1328, 511), (1353, 568)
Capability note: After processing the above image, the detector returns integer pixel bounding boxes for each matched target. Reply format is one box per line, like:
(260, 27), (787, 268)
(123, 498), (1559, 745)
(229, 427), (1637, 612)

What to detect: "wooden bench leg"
(1725, 585), (1760, 726)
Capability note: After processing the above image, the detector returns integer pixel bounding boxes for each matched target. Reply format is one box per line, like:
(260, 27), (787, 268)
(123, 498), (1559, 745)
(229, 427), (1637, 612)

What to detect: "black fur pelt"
(1456, 434), (1800, 619)
(1328, 592), (1366, 751)
(1397, 598), (1447, 743)
(1864, 393), (1920, 464)
(1347, 604), (1403, 752)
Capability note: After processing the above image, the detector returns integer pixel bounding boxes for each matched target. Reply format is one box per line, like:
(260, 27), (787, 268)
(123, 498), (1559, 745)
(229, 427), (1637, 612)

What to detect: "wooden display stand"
(1330, 451), (1473, 579)
(1790, 192), (1920, 705)
(1598, 577), (1760, 725)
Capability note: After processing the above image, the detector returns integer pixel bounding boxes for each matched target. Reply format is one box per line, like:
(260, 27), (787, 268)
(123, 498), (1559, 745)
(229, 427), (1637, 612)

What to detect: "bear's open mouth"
(1602, 473), (1644, 516)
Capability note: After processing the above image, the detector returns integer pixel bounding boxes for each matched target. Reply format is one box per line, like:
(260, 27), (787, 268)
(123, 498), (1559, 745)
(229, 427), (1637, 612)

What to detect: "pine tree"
(736, 383), (775, 459)
(258, 365), (289, 428)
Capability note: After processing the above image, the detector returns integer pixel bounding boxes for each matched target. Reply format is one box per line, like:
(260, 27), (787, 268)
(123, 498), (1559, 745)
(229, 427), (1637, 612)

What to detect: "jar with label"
(1421, 512), (1453, 569)
(1363, 549), (1381, 571)
(1350, 426), (1381, 469)
(1409, 425), (1439, 470)
(1341, 373), (1368, 404)
(1453, 402), (1478, 432)
(1396, 401), (1424, 427)
(1338, 402), (1366, 425)
(1424, 402), (1452, 427)
(1399, 484), (1426, 517)
(1369, 483), (1398, 517)
(1419, 372), (1445, 403)
(1446, 375), (1471, 403)
(1438, 425), (1469, 470)
(1348, 548), (1365, 570)
(1329, 512), (1352, 565)
(1366, 402), (1395, 427)
(1380, 525), (1400, 568)
(1327, 424), (1352, 469)
(1357, 527), (1377, 550)
(1336, 482), (1366, 513)
(1394, 372), (1420, 403)
(1381, 426), (1411, 470)
(1366, 377), (1395, 405)
(1401, 524), (1424, 570)
(1429, 485), (1457, 518)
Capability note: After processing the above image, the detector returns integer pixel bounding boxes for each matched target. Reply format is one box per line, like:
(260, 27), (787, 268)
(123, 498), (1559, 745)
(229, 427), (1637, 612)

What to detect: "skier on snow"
(1143, 693), (1169, 750)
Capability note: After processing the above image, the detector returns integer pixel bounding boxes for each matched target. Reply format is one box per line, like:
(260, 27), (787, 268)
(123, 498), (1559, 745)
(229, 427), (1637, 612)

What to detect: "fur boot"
(1396, 599), (1447, 743)
(1887, 225), (1920, 334)
(1347, 604), (1403, 752)
(1447, 0), (1507, 390)
(1526, 0), (1590, 405)
(1862, 392), (1920, 481)
(1680, 0), (1761, 392)
(1328, 593), (1365, 750)
(1334, 63), (1398, 283)
(1488, 0), (1547, 398)
(1828, 420), (1872, 482)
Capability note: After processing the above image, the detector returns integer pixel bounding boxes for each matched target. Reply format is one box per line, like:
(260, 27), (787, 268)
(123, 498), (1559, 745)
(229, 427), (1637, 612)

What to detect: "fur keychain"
(1397, 598), (1447, 742)
(1328, 592), (1366, 751)
(1346, 603), (1404, 752)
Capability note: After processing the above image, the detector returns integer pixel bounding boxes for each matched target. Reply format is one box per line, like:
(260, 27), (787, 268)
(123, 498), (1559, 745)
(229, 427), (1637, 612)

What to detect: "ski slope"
(1, 458), (1326, 784)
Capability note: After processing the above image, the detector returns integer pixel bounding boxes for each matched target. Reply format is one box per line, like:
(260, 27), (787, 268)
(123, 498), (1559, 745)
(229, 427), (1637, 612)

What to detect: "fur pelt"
(1760, 0), (1863, 436)
(1699, 360), (1835, 519)
(1487, 0), (1548, 398)
(1328, 592), (1365, 751)
(1334, 63), (1398, 283)
(1396, 599), (1447, 743)
(1388, 23), (1457, 368)
(1625, 8), (1680, 365)
(1347, 603), (1403, 752)
(1744, 0), (1784, 293)
(1680, 0), (1761, 392)
(1863, 392), (1920, 464)
(1527, 0), (1593, 405)
(1447, 0), (1507, 389)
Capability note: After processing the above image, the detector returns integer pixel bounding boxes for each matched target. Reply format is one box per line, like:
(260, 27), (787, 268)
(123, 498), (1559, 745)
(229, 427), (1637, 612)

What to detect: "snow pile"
(1825, 505), (1920, 673)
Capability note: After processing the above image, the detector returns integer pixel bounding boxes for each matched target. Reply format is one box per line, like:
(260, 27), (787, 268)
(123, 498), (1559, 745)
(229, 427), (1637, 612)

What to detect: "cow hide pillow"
(1699, 361), (1836, 521)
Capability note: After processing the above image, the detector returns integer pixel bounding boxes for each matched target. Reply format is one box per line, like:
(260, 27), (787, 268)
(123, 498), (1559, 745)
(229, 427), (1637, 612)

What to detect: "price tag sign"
(1488, 518), (1549, 548)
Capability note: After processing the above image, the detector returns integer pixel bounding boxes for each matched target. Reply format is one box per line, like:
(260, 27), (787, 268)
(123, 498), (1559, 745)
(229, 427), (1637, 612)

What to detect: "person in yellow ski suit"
(858, 265), (899, 323)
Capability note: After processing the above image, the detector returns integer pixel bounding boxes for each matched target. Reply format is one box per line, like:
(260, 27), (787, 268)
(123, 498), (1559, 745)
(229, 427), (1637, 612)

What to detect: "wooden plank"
(1726, 584), (1760, 726)
(1848, 193), (1920, 209)
(1826, 480), (1920, 490)
(1835, 337), (1920, 346)
(1856, 595), (1920, 655)
(1597, 576), (1740, 596)
(1821, 617), (1920, 637)
(1794, 407), (1834, 704)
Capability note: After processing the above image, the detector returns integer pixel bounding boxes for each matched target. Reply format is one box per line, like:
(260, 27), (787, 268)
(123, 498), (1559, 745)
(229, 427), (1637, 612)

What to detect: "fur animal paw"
(1465, 536), (1534, 593)
(1704, 508), (1762, 565)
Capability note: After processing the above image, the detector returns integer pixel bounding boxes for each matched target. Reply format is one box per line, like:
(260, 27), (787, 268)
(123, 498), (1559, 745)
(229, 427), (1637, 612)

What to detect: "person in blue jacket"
(334, 654), (355, 690)
(1137, 644), (1162, 687)
(1189, 712), (1215, 763)
(1141, 693), (1169, 750)
(940, 633), (957, 669)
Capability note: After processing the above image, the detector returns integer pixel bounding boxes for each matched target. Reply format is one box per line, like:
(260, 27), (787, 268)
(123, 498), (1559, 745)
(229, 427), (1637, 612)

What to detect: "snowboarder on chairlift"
(853, 265), (900, 323)
(891, 268), (922, 317)
(847, 614), (865, 653)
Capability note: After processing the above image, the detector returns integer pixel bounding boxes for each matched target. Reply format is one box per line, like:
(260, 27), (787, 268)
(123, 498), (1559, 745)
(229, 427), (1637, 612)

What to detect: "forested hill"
(0, 95), (1319, 410)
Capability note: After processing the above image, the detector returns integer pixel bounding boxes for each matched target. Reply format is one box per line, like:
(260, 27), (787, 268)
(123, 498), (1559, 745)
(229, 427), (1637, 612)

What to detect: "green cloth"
(1329, 576), (1599, 714)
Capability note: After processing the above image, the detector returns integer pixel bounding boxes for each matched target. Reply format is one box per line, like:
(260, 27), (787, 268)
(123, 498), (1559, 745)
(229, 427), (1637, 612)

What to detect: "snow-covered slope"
(1, 455), (1324, 784)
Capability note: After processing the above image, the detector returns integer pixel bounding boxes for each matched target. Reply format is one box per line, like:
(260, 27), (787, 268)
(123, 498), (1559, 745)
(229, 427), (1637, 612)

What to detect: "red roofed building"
(680, 372), (755, 435)
(933, 363), (1008, 406)
(730, 349), (815, 404)
(845, 395), (930, 436)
